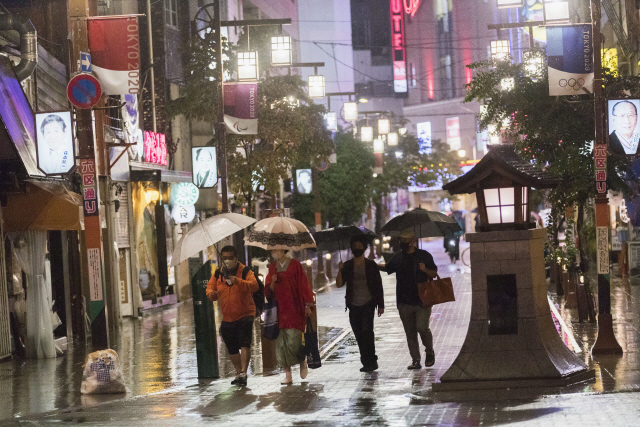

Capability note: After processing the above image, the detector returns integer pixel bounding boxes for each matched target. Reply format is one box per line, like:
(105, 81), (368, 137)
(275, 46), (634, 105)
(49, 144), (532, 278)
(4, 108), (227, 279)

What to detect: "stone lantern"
(436, 145), (594, 391)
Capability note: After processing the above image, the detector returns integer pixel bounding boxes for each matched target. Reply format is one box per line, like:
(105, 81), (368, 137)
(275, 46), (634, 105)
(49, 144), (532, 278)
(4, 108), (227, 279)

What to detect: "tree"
(465, 56), (635, 271)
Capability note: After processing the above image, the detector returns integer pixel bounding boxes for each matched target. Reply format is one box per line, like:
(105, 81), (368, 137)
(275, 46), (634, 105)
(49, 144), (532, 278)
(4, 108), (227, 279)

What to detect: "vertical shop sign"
(79, 158), (104, 301)
(594, 144), (606, 194)
(446, 117), (461, 150)
(597, 226), (609, 274)
(390, 0), (408, 93)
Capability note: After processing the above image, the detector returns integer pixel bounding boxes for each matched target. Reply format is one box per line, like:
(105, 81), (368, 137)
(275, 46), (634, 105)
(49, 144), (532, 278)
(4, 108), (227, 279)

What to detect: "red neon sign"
(390, 0), (407, 93)
(144, 131), (167, 166)
(403, 0), (422, 17)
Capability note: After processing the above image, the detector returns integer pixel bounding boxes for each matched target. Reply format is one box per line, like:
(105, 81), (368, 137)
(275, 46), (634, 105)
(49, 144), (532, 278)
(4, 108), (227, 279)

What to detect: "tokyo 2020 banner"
(224, 82), (258, 135)
(546, 24), (593, 96)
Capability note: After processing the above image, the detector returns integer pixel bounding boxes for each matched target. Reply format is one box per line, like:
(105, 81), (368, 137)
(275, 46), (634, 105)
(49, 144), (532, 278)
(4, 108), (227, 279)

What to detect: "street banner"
(546, 24), (593, 96)
(224, 82), (258, 135)
(87, 16), (140, 95)
(445, 117), (461, 151)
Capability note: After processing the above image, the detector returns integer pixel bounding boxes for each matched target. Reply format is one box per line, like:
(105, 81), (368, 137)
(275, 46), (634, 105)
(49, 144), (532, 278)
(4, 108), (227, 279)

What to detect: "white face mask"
(223, 259), (237, 269)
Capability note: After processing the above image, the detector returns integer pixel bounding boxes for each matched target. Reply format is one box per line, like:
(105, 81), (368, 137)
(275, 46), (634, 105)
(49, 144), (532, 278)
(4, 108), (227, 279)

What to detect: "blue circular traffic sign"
(67, 73), (102, 109)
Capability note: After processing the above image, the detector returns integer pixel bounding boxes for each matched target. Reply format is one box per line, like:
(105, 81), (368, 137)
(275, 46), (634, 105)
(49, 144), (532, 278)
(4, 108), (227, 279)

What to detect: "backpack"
(215, 266), (265, 316)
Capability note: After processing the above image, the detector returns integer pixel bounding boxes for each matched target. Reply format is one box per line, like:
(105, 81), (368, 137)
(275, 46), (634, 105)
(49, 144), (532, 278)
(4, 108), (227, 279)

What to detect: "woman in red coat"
(265, 250), (315, 385)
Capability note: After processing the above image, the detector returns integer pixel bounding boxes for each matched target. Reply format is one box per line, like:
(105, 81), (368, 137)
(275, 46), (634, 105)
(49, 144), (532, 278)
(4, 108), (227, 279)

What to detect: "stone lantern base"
(433, 228), (594, 392)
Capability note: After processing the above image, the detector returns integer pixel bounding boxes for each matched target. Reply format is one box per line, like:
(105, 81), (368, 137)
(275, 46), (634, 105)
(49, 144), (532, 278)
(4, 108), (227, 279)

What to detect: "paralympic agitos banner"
(88, 16), (140, 95)
(546, 24), (593, 96)
(224, 82), (258, 135)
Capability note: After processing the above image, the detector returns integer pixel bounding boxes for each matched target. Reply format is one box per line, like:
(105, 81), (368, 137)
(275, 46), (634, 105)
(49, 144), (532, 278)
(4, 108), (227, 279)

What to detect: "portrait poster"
(192, 147), (217, 188)
(35, 111), (75, 175)
(296, 169), (312, 194)
(607, 99), (640, 155)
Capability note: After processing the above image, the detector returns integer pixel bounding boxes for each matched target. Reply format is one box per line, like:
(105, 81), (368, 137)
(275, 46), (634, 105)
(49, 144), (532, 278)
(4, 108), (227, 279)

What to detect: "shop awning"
(130, 163), (192, 183)
(0, 56), (44, 178)
(2, 180), (82, 232)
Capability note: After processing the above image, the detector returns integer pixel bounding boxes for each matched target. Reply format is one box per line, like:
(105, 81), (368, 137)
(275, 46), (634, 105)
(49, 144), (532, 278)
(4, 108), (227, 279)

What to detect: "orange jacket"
(206, 263), (258, 322)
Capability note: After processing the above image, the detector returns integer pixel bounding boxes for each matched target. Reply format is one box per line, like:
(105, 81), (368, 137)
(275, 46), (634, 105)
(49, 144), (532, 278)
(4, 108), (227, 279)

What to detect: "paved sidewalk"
(4, 240), (640, 425)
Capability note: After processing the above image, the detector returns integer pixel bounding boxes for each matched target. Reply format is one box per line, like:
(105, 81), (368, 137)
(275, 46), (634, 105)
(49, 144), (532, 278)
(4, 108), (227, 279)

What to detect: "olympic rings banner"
(546, 25), (593, 96)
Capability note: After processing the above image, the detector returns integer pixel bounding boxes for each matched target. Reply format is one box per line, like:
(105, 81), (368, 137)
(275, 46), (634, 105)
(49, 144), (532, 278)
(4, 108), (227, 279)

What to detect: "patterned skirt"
(275, 328), (306, 368)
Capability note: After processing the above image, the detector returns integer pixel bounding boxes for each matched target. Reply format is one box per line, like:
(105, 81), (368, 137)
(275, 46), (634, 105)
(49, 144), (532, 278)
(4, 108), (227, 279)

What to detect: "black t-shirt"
(386, 249), (438, 306)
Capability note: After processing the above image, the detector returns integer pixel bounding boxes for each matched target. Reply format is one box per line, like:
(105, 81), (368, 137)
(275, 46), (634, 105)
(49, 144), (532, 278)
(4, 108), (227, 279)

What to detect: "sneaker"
(231, 374), (240, 385)
(424, 352), (435, 367)
(236, 372), (247, 386)
(407, 361), (422, 370)
(360, 361), (378, 372)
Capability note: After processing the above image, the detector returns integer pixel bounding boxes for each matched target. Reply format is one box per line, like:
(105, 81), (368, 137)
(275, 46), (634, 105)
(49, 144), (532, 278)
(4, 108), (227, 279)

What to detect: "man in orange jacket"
(206, 245), (258, 386)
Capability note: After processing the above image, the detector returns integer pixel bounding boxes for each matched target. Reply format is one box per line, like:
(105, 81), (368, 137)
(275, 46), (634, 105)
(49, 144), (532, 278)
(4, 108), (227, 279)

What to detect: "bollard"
(325, 253), (333, 282)
(191, 262), (219, 379)
(305, 260), (314, 289)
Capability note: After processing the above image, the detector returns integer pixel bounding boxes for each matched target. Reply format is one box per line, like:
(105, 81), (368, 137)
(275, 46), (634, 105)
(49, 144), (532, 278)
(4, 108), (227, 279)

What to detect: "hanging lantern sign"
(171, 204), (196, 224)
(171, 182), (200, 206)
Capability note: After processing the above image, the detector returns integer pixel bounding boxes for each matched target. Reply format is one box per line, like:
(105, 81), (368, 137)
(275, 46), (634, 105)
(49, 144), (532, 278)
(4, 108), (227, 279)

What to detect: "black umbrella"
(380, 207), (462, 239)
(313, 226), (378, 259)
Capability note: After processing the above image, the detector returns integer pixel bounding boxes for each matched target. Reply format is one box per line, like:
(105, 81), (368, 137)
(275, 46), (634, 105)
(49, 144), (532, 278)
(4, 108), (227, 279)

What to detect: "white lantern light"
(344, 102), (358, 121)
(308, 75), (325, 99)
(387, 132), (398, 146)
(238, 51), (259, 80)
(490, 40), (510, 62)
(483, 187), (515, 224)
(457, 149), (466, 158)
(497, 0), (524, 7)
(523, 50), (544, 79)
(271, 36), (292, 65)
(325, 253), (331, 260)
(361, 126), (373, 142)
(378, 119), (390, 135)
(500, 77), (515, 91)
(398, 127), (407, 135)
(543, 0), (570, 24)
(373, 138), (385, 153)
(325, 112), (338, 131)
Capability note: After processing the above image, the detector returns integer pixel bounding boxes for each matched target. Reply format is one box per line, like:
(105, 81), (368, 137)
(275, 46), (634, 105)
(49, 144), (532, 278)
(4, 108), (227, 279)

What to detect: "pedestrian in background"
(206, 245), (258, 387)
(379, 229), (438, 369)
(265, 249), (315, 385)
(336, 235), (385, 372)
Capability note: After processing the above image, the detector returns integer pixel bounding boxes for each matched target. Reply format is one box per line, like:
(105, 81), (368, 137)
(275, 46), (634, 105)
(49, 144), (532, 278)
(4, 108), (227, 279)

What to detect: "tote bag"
(262, 299), (279, 340)
(418, 275), (455, 307)
(304, 318), (322, 369)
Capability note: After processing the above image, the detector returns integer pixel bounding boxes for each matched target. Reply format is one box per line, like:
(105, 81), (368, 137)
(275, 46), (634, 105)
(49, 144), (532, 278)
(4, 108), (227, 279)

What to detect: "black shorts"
(220, 316), (254, 355)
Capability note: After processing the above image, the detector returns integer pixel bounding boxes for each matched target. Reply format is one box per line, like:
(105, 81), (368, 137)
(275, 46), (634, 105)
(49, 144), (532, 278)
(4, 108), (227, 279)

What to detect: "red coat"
(265, 258), (314, 332)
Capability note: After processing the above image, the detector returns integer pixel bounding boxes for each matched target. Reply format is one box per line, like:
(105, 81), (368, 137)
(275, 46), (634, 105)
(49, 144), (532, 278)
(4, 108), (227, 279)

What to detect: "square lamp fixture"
(373, 138), (385, 153)
(482, 187), (529, 226)
(344, 102), (358, 121)
(496, 0), (524, 7)
(543, 0), (570, 24)
(490, 40), (510, 62)
(523, 50), (544, 79)
(378, 119), (390, 135)
(271, 36), (292, 65)
(387, 132), (398, 146)
(500, 77), (515, 91)
(361, 126), (374, 142)
(308, 75), (325, 99)
(238, 51), (259, 80)
(325, 112), (338, 131)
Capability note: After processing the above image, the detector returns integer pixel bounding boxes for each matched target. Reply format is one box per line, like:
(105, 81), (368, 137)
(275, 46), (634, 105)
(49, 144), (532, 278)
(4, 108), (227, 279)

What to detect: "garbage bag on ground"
(80, 349), (126, 394)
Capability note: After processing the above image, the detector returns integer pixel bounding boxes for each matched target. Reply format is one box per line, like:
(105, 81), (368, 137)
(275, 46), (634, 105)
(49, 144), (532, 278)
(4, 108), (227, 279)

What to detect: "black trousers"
(348, 300), (377, 367)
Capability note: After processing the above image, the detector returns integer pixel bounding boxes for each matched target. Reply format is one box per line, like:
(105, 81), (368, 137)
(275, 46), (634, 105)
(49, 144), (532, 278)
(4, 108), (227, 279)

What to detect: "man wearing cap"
(379, 229), (438, 369)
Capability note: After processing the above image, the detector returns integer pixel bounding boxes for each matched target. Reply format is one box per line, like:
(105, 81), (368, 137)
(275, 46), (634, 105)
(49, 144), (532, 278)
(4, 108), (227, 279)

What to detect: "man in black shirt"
(380, 229), (438, 369)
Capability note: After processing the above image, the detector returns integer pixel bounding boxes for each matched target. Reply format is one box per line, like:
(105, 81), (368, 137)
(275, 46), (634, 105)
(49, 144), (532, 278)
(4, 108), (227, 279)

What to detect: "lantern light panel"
(500, 77), (515, 91)
(378, 119), (390, 135)
(484, 187), (515, 224)
(325, 112), (338, 131)
(238, 51), (259, 80)
(496, 0), (524, 7)
(387, 132), (398, 146)
(271, 36), (292, 65)
(490, 40), (510, 61)
(308, 75), (325, 99)
(344, 102), (358, 121)
(373, 138), (385, 153)
(361, 126), (374, 142)
(543, 0), (570, 23)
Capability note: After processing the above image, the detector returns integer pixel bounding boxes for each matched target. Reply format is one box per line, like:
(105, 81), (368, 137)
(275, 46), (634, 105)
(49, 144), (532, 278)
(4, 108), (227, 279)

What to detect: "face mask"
(399, 242), (411, 252)
(351, 248), (365, 258)
(223, 259), (236, 269)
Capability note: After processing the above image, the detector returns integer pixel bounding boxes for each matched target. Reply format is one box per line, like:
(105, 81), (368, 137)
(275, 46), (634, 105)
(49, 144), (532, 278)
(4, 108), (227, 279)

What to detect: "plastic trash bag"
(80, 349), (126, 394)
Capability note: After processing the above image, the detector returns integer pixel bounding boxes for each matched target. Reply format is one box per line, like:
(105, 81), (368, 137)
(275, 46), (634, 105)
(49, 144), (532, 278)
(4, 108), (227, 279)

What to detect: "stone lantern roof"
(443, 145), (559, 195)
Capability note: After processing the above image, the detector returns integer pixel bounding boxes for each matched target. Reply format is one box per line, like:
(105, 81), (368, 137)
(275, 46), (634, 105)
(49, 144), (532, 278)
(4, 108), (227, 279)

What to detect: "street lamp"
(457, 149), (466, 158)
(490, 40), (510, 62)
(238, 51), (259, 80)
(399, 127), (407, 135)
(344, 101), (358, 121)
(378, 118), (390, 135)
(373, 138), (385, 153)
(361, 126), (373, 142)
(308, 74), (325, 98)
(388, 132), (398, 146)
(271, 36), (292, 65)
(543, 0), (570, 24)
(500, 77), (515, 91)
(523, 49), (544, 79)
(325, 111), (337, 131)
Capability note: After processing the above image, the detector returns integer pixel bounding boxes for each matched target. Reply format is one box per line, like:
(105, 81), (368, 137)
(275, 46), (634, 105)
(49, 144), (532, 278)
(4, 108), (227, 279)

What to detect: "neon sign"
(403, 0), (422, 17)
(390, 0), (408, 93)
(143, 131), (167, 166)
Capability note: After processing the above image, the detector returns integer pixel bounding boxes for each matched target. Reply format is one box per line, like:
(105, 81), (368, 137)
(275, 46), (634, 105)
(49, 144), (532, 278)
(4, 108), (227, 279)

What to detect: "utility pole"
(69, 0), (109, 350)
(590, 0), (622, 354)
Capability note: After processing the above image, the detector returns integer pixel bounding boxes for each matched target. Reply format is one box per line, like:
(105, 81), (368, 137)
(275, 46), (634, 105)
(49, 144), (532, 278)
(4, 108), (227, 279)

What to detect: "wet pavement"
(3, 240), (640, 425)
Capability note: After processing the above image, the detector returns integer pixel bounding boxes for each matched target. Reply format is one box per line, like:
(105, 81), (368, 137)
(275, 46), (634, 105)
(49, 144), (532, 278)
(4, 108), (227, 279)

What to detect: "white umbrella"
(244, 216), (316, 250)
(170, 213), (256, 266)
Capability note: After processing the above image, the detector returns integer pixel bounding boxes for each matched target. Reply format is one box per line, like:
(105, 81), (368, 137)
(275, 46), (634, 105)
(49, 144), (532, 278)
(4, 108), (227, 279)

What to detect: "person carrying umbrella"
(379, 228), (438, 369)
(206, 245), (258, 387)
(265, 249), (315, 385)
(336, 235), (385, 372)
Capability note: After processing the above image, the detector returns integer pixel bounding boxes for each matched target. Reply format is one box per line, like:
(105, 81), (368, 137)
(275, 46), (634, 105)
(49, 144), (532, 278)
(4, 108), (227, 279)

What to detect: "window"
(165, 0), (178, 27)
(484, 187), (515, 224)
